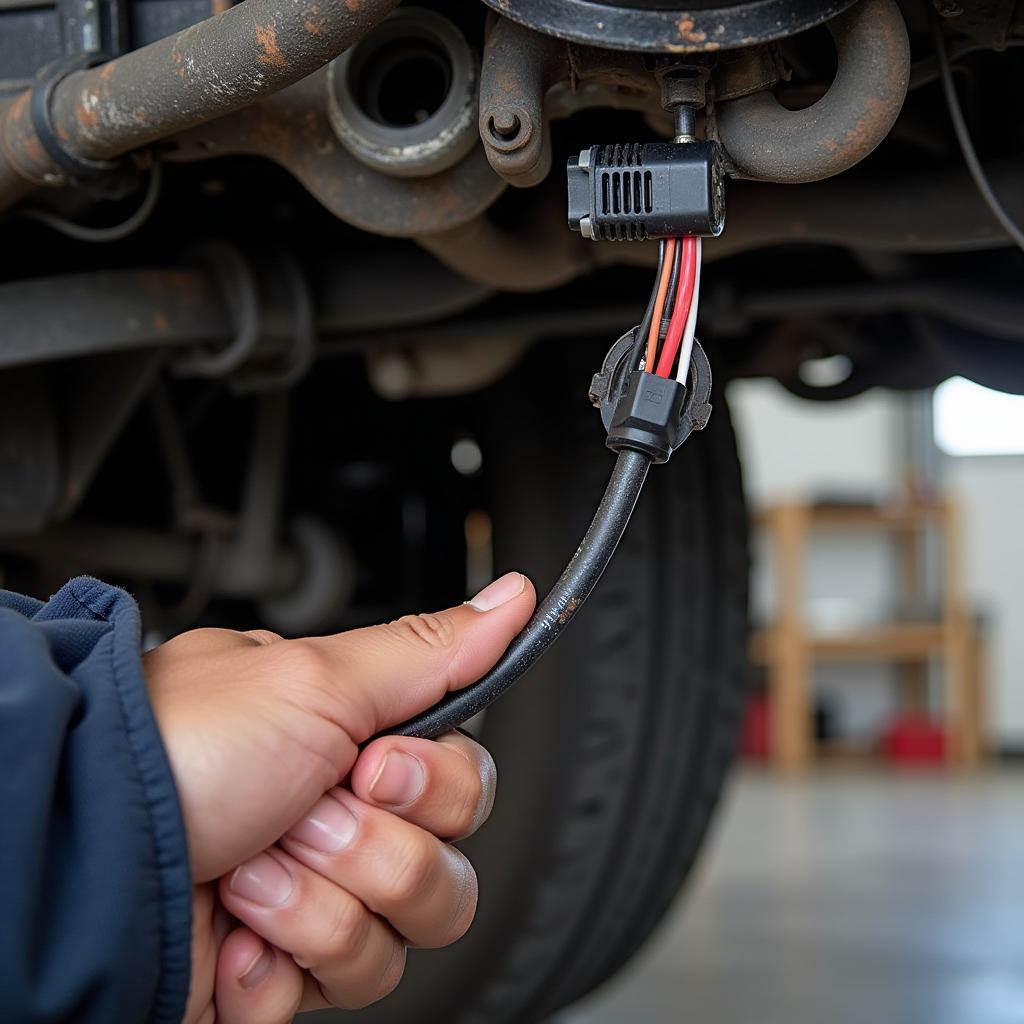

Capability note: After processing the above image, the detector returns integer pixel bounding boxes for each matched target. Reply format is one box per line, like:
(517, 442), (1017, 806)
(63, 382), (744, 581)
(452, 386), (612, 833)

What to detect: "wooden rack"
(751, 501), (984, 770)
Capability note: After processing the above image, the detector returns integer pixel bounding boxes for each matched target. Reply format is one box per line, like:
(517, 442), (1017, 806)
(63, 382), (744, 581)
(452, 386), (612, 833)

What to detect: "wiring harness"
(387, 231), (711, 740)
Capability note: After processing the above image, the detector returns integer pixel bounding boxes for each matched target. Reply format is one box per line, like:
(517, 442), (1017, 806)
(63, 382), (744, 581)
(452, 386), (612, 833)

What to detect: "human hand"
(143, 572), (535, 1022)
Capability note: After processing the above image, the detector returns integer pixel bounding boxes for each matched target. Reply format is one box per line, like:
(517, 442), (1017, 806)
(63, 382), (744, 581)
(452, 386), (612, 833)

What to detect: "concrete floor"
(559, 768), (1024, 1024)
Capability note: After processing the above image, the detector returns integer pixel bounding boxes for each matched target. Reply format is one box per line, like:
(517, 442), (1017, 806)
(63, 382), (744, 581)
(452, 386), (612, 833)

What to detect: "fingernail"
(369, 750), (425, 806)
(468, 572), (525, 612)
(229, 853), (293, 907)
(238, 943), (274, 990)
(286, 792), (358, 853)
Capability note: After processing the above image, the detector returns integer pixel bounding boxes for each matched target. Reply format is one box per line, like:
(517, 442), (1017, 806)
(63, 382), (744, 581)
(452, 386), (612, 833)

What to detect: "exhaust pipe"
(716, 0), (910, 183)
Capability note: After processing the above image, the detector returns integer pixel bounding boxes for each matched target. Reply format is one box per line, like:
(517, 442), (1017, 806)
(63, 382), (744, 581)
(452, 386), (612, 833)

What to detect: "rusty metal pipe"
(420, 219), (592, 291)
(478, 16), (569, 188)
(418, 190), (595, 291)
(0, 0), (399, 208)
(0, 249), (492, 370)
(416, 157), (1024, 291)
(716, 0), (910, 183)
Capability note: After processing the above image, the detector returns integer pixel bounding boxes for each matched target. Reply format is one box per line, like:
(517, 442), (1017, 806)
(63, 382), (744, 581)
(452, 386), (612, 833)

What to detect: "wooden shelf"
(752, 623), (945, 664)
(751, 503), (948, 532)
(751, 500), (983, 771)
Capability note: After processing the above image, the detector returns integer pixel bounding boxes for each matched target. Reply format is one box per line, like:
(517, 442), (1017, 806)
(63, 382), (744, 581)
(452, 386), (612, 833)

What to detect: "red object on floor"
(882, 715), (947, 763)
(741, 691), (771, 761)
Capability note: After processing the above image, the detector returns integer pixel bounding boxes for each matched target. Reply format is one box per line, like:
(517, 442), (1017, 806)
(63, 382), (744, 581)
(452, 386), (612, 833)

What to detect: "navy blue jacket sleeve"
(0, 577), (191, 1024)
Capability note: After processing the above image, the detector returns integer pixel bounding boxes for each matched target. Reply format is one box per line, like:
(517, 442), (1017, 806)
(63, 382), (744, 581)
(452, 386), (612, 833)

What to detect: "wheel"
(315, 339), (750, 1024)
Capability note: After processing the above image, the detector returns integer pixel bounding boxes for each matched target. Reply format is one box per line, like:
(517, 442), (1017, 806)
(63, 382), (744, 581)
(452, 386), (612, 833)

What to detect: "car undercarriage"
(0, 0), (1021, 1019)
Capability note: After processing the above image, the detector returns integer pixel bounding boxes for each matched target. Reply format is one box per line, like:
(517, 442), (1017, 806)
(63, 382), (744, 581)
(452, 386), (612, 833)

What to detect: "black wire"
(930, 11), (1024, 253)
(383, 449), (653, 739)
(661, 238), (683, 339)
(11, 164), (162, 243)
(631, 240), (666, 371)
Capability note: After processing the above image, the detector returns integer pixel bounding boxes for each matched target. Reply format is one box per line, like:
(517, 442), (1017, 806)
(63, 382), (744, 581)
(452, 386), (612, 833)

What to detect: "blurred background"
(560, 375), (1024, 1024)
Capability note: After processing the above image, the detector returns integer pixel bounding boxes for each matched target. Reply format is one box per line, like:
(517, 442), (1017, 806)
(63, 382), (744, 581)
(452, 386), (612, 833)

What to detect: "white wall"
(728, 379), (1024, 748)
(728, 379), (904, 508)
(945, 456), (1024, 745)
(729, 380), (907, 742)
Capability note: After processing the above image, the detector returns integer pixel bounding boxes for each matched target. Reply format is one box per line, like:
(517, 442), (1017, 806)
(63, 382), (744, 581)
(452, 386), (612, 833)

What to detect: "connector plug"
(568, 141), (725, 241)
(590, 326), (713, 463)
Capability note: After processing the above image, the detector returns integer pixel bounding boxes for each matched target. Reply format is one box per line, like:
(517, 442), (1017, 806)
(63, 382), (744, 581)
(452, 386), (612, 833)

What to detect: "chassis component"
(327, 6), (481, 179)
(0, 0), (399, 207)
(716, 0), (911, 181)
(476, 0), (857, 52)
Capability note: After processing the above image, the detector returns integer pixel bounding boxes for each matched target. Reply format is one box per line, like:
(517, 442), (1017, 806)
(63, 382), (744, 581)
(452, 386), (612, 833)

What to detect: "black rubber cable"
(930, 10), (1024, 253)
(385, 449), (652, 739)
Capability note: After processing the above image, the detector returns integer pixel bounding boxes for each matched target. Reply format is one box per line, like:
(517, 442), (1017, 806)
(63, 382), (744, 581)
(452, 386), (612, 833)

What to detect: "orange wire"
(644, 237), (677, 369)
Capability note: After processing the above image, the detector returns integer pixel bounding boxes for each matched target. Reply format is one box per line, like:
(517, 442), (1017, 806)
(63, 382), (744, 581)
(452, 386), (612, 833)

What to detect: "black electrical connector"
(567, 141), (725, 241)
(383, 329), (711, 741)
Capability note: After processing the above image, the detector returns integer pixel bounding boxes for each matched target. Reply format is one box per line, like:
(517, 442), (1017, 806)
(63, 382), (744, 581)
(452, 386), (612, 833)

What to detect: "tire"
(326, 339), (750, 1024)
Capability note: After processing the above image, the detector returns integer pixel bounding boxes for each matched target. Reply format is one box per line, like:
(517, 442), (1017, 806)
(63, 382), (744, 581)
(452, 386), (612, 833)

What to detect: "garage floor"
(558, 769), (1024, 1024)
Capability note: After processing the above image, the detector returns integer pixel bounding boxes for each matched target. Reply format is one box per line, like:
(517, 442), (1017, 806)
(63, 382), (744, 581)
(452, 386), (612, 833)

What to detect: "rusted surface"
(478, 16), (673, 189)
(675, 16), (720, 49)
(713, 45), (783, 103)
(557, 597), (580, 625)
(480, 0), (857, 54)
(0, 0), (400, 209)
(0, 270), (226, 369)
(478, 16), (569, 188)
(418, 199), (598, 291)
(255, 24), (288, 68)
(716, 0), (911, 183)
(164, 71), (506, 237)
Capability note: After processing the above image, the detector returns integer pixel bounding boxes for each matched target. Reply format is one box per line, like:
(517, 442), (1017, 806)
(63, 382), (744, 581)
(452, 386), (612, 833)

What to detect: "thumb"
(305, 572), (536, 741)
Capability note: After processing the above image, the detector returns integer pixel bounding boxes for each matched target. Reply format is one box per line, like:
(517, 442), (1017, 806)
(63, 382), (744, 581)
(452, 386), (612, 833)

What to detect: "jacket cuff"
(67, 579), (192, 1024)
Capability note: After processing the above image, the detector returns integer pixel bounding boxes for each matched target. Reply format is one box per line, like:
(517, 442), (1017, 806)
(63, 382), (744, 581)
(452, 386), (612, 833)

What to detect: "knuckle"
(244, 628), (282, 646)
(389, 612), (456, 654)
(316, 894), (371, 965)
(279, 639), (333, 686)
(383, 834), (438, 905)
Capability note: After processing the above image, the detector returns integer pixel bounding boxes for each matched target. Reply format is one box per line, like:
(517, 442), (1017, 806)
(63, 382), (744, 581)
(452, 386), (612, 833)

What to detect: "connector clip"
(590, 327), (713, 464)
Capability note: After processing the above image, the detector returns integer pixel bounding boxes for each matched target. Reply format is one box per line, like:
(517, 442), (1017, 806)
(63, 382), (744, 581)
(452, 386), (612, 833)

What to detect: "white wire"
(675, 236), (702, 383)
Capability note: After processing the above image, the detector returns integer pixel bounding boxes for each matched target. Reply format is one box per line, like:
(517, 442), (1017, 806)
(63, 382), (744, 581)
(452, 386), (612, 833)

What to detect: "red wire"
(655, 236), (698, 378)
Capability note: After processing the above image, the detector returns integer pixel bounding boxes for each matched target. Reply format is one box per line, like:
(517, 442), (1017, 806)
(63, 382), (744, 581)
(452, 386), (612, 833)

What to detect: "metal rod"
(0, 0), (399, 209)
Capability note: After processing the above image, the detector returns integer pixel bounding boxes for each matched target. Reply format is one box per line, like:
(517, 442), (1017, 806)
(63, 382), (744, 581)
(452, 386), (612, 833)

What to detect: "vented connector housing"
(567, 141), (725, 241)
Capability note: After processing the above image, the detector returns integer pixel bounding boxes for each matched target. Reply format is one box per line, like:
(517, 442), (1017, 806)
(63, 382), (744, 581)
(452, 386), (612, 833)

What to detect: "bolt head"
(482, 105), (533, 153)
(490, 109), (521, 136)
